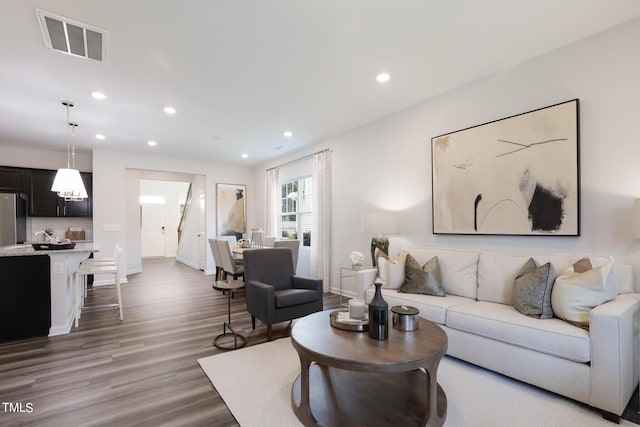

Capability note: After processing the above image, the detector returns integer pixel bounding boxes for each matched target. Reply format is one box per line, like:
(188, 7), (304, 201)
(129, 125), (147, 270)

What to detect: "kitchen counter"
(0, 242), (100, 340)
(0, 242), (97, 257)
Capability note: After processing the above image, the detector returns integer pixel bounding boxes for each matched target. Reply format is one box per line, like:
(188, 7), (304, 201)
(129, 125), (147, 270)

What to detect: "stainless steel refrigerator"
(0, 193), (27, 246)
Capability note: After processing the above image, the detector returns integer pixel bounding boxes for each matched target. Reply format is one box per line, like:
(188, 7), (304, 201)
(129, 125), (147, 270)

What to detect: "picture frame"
(431, 99), (580, 236)
(216, 183), (247, 238)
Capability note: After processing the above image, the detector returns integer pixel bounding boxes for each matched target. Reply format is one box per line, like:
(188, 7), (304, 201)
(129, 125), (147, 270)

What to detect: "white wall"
(93, 149), (254, 281)
(254, 17), (640, 295)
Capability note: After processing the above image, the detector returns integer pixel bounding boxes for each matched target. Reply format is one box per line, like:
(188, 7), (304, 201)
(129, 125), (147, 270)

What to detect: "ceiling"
(1, 1), (639, 166)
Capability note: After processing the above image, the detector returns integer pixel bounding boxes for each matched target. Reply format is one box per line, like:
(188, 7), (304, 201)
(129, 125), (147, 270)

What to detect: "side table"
(339, 265), (371, 306)
(212, 279), (246, 350)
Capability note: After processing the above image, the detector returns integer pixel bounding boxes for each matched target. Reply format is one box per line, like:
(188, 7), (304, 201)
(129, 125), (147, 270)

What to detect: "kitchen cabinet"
(28, 169), (92, 217)
(0, 255), (51, 341)
(0, 166), (26, 193)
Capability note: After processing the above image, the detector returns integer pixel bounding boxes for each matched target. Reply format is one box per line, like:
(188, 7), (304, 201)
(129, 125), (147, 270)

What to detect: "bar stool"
(75, 245), (123, 327)
(78, 244), (120, 299)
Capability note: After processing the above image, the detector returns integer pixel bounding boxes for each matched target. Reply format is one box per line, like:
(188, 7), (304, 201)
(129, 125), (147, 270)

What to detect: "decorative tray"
(32, 242), (76, 251)
(329, 309), (369, 332)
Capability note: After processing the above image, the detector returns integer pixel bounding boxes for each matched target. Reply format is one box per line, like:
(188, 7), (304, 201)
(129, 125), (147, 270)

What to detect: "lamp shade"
(51, 168), (88, 200)
(362, 211), (399, 235)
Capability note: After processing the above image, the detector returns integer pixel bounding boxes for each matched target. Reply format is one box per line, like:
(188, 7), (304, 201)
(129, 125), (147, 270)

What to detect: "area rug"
(198, 338), (635, 427)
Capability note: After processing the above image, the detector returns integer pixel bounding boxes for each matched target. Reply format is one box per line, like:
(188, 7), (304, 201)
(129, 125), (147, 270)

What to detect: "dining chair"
(208, 238), (224, 280)
(215, 238), (245, 280)
(75, 245), (123, 327)
(274, 239), (300, 273)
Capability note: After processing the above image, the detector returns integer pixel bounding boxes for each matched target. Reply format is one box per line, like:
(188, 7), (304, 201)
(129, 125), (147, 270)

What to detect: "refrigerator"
(0, 193), (27, 246)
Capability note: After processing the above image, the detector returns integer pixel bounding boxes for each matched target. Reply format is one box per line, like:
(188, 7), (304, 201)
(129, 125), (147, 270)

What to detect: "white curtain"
(264, 168), (279, 238)
(311, 150), (332, 291)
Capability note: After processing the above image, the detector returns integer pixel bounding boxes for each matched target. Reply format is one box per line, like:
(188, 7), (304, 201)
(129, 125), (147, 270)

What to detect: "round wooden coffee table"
(291, 310), (447, 427)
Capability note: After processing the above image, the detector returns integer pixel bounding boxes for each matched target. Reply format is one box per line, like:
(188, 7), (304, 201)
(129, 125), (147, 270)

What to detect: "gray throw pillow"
(513, 258), (555, 319)
(399, 254), (446, 297)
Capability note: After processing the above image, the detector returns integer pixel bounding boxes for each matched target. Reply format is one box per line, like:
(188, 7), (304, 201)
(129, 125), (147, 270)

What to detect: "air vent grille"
(37, 9), (106, 62)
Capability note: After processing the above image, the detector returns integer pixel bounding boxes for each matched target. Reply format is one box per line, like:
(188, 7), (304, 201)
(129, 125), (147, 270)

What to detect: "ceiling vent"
(36, 9), (107, 62)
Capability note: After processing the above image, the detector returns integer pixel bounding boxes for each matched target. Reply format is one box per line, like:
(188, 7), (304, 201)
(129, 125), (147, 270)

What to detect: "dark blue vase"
(368, 282), (388, 340)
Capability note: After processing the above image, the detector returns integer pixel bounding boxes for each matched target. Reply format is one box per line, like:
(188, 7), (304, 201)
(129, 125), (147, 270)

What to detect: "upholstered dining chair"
(244, 248), (323, 340)
(274, 239), (300, 273)
(215, 238), (245, 280)
(208, 239), (224, 280)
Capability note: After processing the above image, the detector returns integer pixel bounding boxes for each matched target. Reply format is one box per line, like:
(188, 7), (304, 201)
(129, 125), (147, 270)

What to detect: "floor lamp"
(362, 211), (399, 267)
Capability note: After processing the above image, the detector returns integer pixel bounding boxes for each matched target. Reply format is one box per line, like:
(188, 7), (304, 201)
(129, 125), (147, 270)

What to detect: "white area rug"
(199, 338), (635, 427)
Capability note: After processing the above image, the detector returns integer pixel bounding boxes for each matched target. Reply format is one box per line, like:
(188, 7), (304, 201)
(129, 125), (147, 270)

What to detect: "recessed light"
(95, 134), (105, 140)
(241, 153), (248, 158)
(283, 131), (293, 138)
(147, 140), (157, 147)
(91, 91), (107, 100)
(164, 106), (176, 115)
(376, 72), (390, 83)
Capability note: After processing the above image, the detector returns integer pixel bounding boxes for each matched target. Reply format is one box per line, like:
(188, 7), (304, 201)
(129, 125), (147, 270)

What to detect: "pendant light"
(51, 101), (88, 201)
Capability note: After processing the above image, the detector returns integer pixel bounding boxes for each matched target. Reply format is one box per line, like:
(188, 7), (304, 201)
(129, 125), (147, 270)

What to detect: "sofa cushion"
(403, 247), (479, 299)
(366, 288), (472, 325)
(551, 262), (617, 327)
(446, 301), (591, 363)
(399, 255), (446, 296)
(478, 252), (616, 305)
(513, 261), (555, 319)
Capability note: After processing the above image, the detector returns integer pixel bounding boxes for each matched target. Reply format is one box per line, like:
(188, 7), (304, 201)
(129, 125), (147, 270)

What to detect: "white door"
(197, 190), (206, 270)
(141, 203), (166, 257)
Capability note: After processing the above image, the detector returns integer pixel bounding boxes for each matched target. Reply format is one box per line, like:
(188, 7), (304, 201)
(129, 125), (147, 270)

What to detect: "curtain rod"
(265, 148), (332, 172)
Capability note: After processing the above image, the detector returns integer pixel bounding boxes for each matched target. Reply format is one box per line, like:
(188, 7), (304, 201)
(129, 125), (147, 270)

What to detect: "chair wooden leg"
(251, 315), (256, 329)
(267, 324), (272, 341)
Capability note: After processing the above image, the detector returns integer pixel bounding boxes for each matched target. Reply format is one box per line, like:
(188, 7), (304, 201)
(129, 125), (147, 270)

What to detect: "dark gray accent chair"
(244, 248), (323, 340)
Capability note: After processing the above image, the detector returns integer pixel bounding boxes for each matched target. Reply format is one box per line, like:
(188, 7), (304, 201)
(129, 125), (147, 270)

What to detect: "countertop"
(0, 242), (99, 257)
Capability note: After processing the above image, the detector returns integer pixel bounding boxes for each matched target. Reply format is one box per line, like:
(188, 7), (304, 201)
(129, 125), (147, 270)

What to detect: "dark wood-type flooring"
(1, 258), (638, 426)
(0, 258), (339, 426)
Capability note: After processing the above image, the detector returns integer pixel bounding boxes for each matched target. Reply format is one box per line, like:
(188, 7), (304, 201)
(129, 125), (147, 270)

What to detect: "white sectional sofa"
(358, 247), (640, 420)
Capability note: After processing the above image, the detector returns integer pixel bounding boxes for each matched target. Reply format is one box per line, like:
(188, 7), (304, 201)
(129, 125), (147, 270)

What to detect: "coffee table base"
(291, 364), (446, 427)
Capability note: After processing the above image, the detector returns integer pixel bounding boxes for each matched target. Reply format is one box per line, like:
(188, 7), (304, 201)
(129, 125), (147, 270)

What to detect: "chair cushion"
(274, 289), (317, 308)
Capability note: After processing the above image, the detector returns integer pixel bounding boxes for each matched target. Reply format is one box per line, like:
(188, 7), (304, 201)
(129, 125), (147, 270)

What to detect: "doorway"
(140, 180), (190, 258)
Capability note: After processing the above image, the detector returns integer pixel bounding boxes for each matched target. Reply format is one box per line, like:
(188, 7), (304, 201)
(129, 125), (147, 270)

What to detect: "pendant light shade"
(52, 101), (87, 201)
(51, 168), (88, 200)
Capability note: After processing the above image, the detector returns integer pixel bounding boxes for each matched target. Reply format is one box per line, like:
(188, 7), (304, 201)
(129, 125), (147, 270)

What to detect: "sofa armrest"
(245, 280), (275, 322)
(589, 293), (640, 415)
(356, 268), (377, 300)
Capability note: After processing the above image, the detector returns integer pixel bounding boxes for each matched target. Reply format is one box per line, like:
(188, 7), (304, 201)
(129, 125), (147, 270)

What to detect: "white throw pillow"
(378, 251), (406, 289)
(551, 262), (617, 327)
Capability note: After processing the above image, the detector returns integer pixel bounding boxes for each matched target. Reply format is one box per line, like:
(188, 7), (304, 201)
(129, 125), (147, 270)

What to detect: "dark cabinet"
(0, 255), (51, 341)
(28, 169), (92, 217)
(0, 166), (26, 193)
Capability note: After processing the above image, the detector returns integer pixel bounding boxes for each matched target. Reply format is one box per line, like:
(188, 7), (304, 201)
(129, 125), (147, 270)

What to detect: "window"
(280, 175), (312, 246)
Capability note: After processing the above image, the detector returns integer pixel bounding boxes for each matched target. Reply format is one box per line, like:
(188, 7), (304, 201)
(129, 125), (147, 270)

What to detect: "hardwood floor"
(0, 258), (339, 426)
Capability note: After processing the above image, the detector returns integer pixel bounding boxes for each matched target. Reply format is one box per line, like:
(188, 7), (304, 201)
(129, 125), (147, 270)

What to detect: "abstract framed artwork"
(216, 183), (247, 238)
(431, 99), (579, 236)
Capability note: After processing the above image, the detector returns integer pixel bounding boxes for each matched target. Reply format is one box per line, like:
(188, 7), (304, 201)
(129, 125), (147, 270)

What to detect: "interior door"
(197, 190), (206, 270)
(141, 203), (166, 257)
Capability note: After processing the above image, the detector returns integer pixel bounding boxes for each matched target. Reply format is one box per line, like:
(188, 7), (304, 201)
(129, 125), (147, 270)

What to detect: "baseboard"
(127, 267), (142, 275)
(176, 256), (199, 270)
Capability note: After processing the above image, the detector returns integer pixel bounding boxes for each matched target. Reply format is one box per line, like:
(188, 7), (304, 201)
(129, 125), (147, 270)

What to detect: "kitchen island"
(0, 242), (98, 341)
